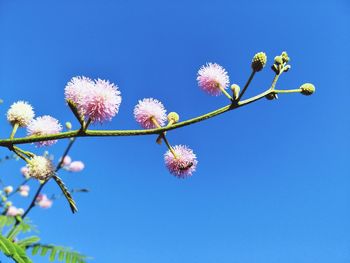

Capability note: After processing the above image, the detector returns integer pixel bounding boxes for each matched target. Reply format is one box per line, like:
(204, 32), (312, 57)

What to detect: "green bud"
(230, 84), (240, 100)
(274, 56), (283, 65)
(251, 52), (267, 72)
(281, 51), (290, 63)
(65, 121), (72, 130)
(167, 112), (180, 123)
(300, 83), (315, 96)
(5, 201), (12, 208)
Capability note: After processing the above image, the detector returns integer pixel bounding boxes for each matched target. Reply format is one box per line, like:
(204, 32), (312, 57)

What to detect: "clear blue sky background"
(0, 0), (349, 262)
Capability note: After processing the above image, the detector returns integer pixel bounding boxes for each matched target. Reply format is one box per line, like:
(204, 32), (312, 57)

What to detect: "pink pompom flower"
(67, 161), (85, 172)
(64, 76), (122, 124)
(197, 63), (230, 96)
(27, 115), (62, 147)
(65, 76), (95, 110)
(134, 98), (167, 129)
(59, 155), (72, 166)
(20, 166), (30, 179)
(6, 206), (23, 216)
(164, 145), (198, 178)
(36, 194), (53, 209)
(82, 79), (122, 123)
(19, 185), (30, 197)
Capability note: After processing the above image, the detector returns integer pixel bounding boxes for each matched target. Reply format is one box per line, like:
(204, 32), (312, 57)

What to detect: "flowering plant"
(0, 51), (314, 262)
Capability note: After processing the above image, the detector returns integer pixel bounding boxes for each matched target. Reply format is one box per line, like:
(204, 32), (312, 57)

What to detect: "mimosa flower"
(7, 101), (35, 127)
(19, 185), (30, 197)
(197, 63), (230, 96)
(27, 116), (62, 147)
(68, 161), (85, 172)
(4, 186), (13, 195)
(27, 156), (55, 180)
(134, 98), (167, 129)
(82, 79), (122, 123)
(164, 145), (198, 178)
(36, 194), (53, 209)
(59, 155), (72, 166)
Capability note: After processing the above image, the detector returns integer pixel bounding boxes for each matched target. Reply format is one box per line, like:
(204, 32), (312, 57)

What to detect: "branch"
(0, 87), (277, 147)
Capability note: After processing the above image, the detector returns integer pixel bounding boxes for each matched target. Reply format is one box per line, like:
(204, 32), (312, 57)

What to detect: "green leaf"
(53, 175), (78, 213)
(0, 215), (15, 230)
(32, 245), (40, 255)
(0, 234), (32, 263)
(49, 247), (57, 261)
(17, 236), (41, 248)
(40, 246), (49, 256)
(30, 244), (90, 263)
(58, 250), (65, 261)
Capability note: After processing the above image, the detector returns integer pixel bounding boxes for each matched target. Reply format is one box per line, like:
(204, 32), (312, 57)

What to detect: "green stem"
(10, 147), (30, 163)
(0, 87), (282, 147)
(237, 71), (256, 101)
(274, 89), (301, 94)
(9, 123), (19, 139)
(218, 85), (233, 101)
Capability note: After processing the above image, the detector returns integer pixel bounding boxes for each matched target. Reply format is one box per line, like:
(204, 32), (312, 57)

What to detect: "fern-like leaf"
(0, 234), (32, 263)
(29, 243), (89, 263)
(52, 175), (78, 213)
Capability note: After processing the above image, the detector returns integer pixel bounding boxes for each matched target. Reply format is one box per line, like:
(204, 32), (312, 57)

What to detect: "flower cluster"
(134, 99), (198, 178)
(4, 53), (314, 182)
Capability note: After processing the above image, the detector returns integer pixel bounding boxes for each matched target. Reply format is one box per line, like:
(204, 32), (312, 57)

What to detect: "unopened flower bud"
(4, 186), (13, 195)
(251, 52), (267, 72)
(65, 121), (72, 130)
(167, 112), (179, 124)
(281, 51), (290, 63)
(274, 56), (283, 65)
(265, 93), (278, 100)
(300, 83), (315, 96)
(5, 201), (12, 208)
(230, 84), (240, 100)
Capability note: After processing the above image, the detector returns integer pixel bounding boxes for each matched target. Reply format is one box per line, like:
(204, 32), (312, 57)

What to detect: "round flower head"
(134, 98), (167, 129)
(64, 76), (95, 111)
(27, 156), (55, 180)
(197, 63), (230, 96)
(7, 101), (35, 127)
(20, 166), (30, 178)
(4, 186), (13, 195)
(67, 161), (85, 172)
(59, 155), (72, 166)
(36, 194), (53, 209)
(6, 206), (21, 216)
(81, 79), (122, 123)
(164, 145), (198, 178)
(27, 115), (62, 147)
(19, 185), (30, 197)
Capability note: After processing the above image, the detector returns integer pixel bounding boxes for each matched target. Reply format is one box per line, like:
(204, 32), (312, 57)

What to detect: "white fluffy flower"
(7, 101), (35, 127)
(27, 156), (55, 180)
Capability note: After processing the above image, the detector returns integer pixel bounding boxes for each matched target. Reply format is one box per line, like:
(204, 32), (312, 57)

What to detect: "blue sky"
(0, 0), (349, 262)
